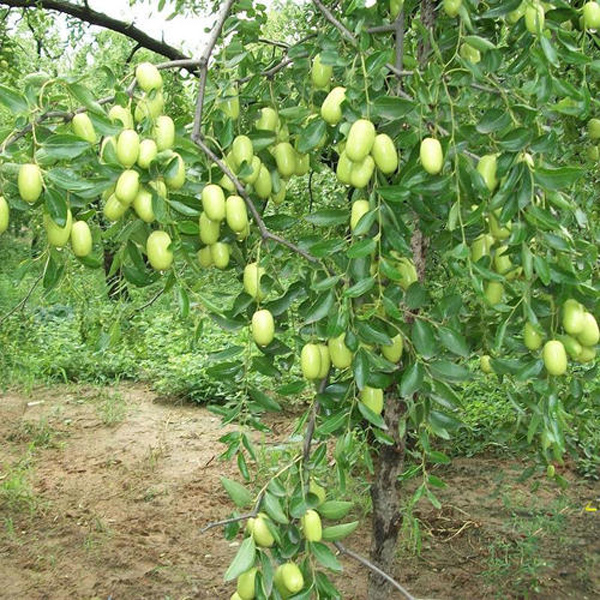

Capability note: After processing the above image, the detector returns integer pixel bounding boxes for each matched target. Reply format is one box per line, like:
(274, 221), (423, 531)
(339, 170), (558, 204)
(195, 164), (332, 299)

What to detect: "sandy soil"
(0, 384), (598, 600)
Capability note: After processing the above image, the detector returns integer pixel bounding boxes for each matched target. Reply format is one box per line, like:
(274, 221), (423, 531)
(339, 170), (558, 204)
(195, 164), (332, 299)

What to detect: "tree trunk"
(367, 395), (407, 599)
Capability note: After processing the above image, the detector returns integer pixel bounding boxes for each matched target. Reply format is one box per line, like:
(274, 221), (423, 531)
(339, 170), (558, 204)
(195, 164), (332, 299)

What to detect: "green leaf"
(67, 83), (104, 114)
(429, 360), (471, 383)
(220, 476), (253, 508)
(438, 326), (469, 357)
(40, 134), (92, 160)
(223, 537), (256, 581)
(346, 238), (376, 258)
(344, 277), (375, 298)
(248, 387), (281, 412)
(303, 290), (336, 325)
(263, 492), (289, 524)
(476, 108), (511, 134)
(534, 166), (583, 190)
(310, 541), (343, 572)
(297, 118), (327, 153)
(540, 36), (559, 67)
(358, 401), (387, 429)
(400, 363), (424, 397)
(319, 500), (353, 520)
(463, 35), (496, 51)
(305, 209), (348, 226)
(0, 84), (29, 113)
(321, 521), (359, 541)
(412, 320), (436, 358)
(371, 96), (415, 120)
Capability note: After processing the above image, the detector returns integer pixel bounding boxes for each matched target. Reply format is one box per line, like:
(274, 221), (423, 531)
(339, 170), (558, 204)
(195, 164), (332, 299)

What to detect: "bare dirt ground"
(0, 384), (598, 600)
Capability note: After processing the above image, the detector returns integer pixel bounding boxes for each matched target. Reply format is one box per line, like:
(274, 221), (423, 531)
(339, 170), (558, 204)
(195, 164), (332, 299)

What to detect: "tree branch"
(191, 0), (236, 141)
(334, 541), (418, 600)
(0, 0), (191, 65)
(201, 491), (265, 533)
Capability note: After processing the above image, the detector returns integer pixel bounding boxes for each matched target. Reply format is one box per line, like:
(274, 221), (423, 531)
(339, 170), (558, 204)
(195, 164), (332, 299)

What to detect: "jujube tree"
(0, 0), (599, 598)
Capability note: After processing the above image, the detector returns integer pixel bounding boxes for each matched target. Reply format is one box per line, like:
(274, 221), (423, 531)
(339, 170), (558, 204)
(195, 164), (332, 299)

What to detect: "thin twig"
(0, 261), (46, 326)
(192, 136), (321, 265)
(302, 376), (328, 472)
(333, 541), (418, 600)
(191, 0), (236, 141)
(201, 491), (265, 533)
(258, 37), (289, 49)
(367, 23), (396, 34)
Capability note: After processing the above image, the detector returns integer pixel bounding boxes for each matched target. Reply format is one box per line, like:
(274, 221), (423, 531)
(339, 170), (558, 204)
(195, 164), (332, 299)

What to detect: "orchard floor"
(0, 384), (598, 600)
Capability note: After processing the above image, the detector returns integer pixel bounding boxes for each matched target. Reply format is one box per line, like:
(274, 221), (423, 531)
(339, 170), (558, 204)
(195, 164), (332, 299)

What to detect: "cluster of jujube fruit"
(12, 62), (185, 270)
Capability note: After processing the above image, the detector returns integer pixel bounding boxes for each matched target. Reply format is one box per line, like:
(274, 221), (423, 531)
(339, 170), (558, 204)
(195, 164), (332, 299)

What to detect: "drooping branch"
(334, 541), (417, 600)
(0, 0), (190, 64)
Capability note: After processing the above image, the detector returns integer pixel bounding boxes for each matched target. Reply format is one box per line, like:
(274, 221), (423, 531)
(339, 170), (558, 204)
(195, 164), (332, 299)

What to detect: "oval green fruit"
(589, 118), (600, 140)
(577, 312), (599, 346)
(328, 334), (353, 369)
(226, 195), (248, 233)
(484, 281), (504, 305)
(100, 136), (117, 163)
(232, 135), (254, 167)
(301, 509), (322, 542)
(360, 386), (384, 415)
(70, 220), (92, 257)
(525, 3), (545, 34)
(210, 242), (230, 269)
(18, 163), (43, 203)
(236, 568), (257, 600)
(295, 153), (310, 176)
(241, 156), (261, 185)
(311, 53), (332, 89)
(137, 139), (158, 169)
(317, 344), (330, 379)
(480, 354), (493, 374)
(523, 322), (543, 351)
(146, 230), (173, 271)
(309, 480), (326, 505)
(150, 178), (167, 199)
(562, 299), (585, 335)
(577, 344), (596, 363)
(116, 129), (140, 168)
(274, 142), (296, 178)
(135, 90), (164, 122)
(108, 105), (133, 129)
(336, 151), (353, 184)
(280, 563), (304, 594)
(493, 245), (513, 276)
(382, 334), (403, 362)
(470, 234), (493, 262)
(477, 154), (498, 192)
(371, 133), (398, 174)
(103, 194), (128, 221)
(243, 263), (266, 300)
(271, 181), (287, 205)
(256, 107), (279, 131)
(135, 62), (163, 92)
(488, 211), (511, 241)
(460, 42), (481, 64)
(346, 119), (376, 162)
(397, 257), (418, 290)
(420, 137), (443, 175)
(321, 86), (346, 125)
(133, 188), (155, 223)
(202, 184), (226, 222)
(350, 155), (375, 189)
(154, 115), (175, 151)
(0, 196), (9, 234)
(199, 212), (220, 245)
(251, 515), (274, 547)
(72, 112), (96, 144)
(542, 340), (567, 376)
(350, 200), (370, 232)
(115, 170), (140, 205)
(559, 334), (582, 360)
(301, 343), (322, 380)
(443, 0), (462, 18)
(197, 246), (212, 268)
(254, 165), (272, 199)
(252, 309), (274, 346)
(582, 1), (600, 29)
(164, 153), (186, 190)
(507, 1), (525, 23)
(44, 209), (72, 248)
(219, 86), (239, 120)
(390, 0), (404, 18)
